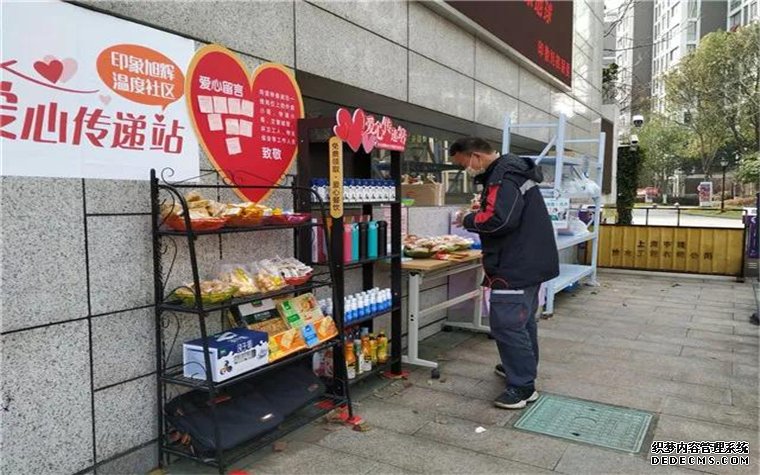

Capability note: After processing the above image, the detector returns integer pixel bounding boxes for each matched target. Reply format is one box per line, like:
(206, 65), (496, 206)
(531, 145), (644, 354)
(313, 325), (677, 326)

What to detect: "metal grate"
(514, 394), (653, 453)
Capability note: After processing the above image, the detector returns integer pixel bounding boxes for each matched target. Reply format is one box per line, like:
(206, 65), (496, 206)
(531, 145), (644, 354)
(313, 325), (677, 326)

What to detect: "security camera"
(632, 115), (644, 127)
(630, 134), (639, 145)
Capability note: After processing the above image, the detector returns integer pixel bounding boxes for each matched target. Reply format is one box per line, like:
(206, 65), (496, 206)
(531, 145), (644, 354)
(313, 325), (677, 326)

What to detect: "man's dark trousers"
(488, 285), (540, 388)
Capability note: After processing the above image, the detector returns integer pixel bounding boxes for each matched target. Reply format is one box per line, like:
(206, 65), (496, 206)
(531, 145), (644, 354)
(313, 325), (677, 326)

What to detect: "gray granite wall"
(1, 2), (603, 474)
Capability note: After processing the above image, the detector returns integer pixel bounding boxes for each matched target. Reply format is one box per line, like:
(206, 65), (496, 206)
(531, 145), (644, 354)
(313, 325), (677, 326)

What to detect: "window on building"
(688, 0), (698, 17)
(687, 21), (697, 41)
(686, 44), (696, 54)
(730, 11), (741, 29)
(671, 3), (678, 18)
(752, 2), (758, 20)
(744, 5), (749, 24)
(670, 48), (678, 62)
(730, 0), (742, 12)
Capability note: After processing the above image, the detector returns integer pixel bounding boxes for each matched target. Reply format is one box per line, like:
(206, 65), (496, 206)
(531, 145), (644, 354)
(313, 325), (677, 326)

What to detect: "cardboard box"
(183, 328), (269, 382)
(401, 183), (445, 206)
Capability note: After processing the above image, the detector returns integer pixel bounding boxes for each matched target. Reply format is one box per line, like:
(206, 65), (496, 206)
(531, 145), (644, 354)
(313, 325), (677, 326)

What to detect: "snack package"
(248, 317), (289, 335)
(313, 317), (338, 342)
(277, 293), (324, 328)
(300, 323), (320, 347)
(312, 347), (334, 378)
(219, 264), (259, 297)
(268, 328), (307, 362)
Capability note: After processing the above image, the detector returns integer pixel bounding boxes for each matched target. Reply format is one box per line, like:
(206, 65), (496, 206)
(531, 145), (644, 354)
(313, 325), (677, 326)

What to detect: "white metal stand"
(502, 113), (606, 316)
(402, 260), (487, 369)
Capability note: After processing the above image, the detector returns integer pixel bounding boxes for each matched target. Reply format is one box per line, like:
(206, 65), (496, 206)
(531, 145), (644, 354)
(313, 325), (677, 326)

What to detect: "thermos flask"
(358, 222), (369, 259)
(377, 221), (388, 257)
(368, 221), (378, 259)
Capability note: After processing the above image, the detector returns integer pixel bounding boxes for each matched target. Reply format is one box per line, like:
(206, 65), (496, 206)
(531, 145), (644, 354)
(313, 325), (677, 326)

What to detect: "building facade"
(728, 0), (760, 28)
(0, 1), (606, 474)
(651, 0), (727, 113)
(607, 0), (653, 128)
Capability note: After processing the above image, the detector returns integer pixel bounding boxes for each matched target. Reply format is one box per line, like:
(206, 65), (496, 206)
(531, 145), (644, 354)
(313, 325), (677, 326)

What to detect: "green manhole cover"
(514, 394), (653, 453)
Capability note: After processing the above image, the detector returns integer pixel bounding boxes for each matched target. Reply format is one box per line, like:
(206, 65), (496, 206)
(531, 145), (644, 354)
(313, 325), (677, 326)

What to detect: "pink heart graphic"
(333, 108), (365, 152)
(99, 94), (111, 105)
(362, 133), (376, 154)
(154, 114), (165, 122)
(59, 58), (78, 83)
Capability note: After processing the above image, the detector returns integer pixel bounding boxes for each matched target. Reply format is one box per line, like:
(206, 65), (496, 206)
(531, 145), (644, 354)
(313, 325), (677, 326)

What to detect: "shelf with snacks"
(161, 338), (341, 391)
(150, 167), (352, 475)
(296, 116), (404, 386)
(159, 277), (333, 314)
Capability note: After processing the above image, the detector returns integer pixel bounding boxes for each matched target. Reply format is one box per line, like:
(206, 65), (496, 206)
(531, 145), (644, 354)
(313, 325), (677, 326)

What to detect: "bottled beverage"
(344, 340), (356, 380)
(361, 331), (372, 372)
(377, 330), (388, 363)
(370, 334), (378, 364)
(353, 339), (363, 374)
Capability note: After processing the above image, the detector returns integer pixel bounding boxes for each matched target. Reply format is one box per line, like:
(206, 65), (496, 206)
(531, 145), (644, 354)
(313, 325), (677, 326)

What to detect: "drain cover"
(514, 394), (653, 453)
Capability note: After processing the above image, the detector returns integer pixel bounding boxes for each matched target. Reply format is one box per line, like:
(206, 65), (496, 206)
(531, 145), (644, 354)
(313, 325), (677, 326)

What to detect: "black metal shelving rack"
(296, 117), (404, 382)
(150, 168), (352, 474)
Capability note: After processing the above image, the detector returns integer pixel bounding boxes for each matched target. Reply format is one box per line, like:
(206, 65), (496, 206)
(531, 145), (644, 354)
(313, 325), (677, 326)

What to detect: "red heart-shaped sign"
(334, 108), (365, 152)
(34, 59), (64, 84)
(186, 45), (303, 203)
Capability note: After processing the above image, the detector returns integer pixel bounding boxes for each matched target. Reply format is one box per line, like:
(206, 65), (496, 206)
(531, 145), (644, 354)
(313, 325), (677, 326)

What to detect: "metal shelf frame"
(502, 114), (606, 316)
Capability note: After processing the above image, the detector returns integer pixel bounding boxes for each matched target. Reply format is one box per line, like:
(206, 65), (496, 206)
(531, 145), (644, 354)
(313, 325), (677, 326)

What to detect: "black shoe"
(493, 387), (526, 409)
(494, 364), (506, 379)
(520, 386), (540, 403)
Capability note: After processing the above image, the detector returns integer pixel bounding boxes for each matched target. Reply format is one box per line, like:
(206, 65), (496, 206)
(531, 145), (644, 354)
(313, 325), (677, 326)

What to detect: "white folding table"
(402, 251), (488, 369)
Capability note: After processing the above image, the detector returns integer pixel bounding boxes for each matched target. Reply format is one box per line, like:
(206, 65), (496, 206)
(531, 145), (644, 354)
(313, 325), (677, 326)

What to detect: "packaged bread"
(268, 328), (307, 361)
(314, 317), (338, 342)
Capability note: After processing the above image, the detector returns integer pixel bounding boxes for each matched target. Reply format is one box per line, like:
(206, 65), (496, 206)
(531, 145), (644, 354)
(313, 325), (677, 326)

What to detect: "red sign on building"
(446, 0), (573, 86)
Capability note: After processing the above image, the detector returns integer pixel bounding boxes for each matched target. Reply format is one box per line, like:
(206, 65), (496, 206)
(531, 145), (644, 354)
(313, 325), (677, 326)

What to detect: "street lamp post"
(720, 157), (729, 212)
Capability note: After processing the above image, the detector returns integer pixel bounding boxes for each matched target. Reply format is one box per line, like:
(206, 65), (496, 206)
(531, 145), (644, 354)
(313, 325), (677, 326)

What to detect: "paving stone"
(587, 335), (682, 356)
(681, 346), (758, 367)
(555, 444), (697, 474)
(240, 440), (384, 475)
(731, 389), (759, 408)
(639, 333), (736, 353)
(385, 385), (513, 426)
(539, 380), (664, 413)
(416, 416), (569, 470)
(315, 425), (552, 473)
(353, 398), (432, 435)
(661, 397), (758, 430)
(686, 329), (759, 347)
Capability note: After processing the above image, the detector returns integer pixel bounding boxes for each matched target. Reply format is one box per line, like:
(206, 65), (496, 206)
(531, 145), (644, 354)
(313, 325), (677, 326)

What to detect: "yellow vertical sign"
(328, 136), (344, 218)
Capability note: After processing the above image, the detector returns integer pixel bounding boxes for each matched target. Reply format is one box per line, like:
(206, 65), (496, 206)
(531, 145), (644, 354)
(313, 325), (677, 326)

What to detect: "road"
(631, 208), (744, 228)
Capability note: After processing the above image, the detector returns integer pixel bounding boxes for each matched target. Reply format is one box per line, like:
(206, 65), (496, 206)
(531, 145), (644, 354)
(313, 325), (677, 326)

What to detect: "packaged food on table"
(403, 234), (474, 258)
(249, 261), (287, 293)
(263, 256), (313, 285)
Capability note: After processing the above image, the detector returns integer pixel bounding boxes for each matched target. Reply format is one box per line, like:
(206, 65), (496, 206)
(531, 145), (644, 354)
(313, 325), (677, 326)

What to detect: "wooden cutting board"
(401, 250), (482, 272)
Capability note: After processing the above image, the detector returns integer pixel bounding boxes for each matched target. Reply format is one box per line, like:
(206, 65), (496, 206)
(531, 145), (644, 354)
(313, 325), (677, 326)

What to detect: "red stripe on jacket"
(475, 185), (500, 224)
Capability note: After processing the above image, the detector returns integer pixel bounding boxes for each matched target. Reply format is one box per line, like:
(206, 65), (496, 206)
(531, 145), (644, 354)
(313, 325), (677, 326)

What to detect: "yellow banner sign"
(328, 136), (343, 218)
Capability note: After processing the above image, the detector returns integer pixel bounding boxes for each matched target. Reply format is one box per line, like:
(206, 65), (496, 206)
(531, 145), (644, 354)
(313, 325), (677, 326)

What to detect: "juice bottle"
(369, 334), (378, 364)
(344, 340), (356, 380)
(353, 339), (363, 374)
(361, 334), (372, 372)
(377, 329), (388, 364)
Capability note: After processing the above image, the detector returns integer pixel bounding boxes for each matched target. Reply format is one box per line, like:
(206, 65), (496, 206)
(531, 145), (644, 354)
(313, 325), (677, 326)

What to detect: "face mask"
(465, 154), (483, 175)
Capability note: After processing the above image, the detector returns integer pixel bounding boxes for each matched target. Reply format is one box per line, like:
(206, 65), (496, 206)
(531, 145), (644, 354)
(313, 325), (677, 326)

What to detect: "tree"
(664, 25), (760, 178)
(737, 151), (760, 184)
(616, 146), (644, 226)
(664, 41), (729, 179)
(637, 115), (689, 191)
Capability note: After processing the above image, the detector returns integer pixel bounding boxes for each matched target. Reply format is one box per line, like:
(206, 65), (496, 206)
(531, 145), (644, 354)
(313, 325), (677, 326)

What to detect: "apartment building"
(651, 0), (727, 112)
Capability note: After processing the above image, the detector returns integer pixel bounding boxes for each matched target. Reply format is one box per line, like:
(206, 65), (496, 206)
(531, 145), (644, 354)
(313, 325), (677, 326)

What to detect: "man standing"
(451, 137), (559, 409)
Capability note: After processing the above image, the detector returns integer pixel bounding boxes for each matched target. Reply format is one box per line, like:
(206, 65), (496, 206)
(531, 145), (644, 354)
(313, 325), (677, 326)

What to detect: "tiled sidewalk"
(171, 271), (759, 474)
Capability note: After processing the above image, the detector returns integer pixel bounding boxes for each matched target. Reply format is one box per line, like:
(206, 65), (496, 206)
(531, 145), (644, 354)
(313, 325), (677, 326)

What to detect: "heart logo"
(33, 59), (63, 84)
(154, 114), (165, 122)
(186, 45), (303, 203)
(362, 133), (376, 154)
(98, 94), (111, 105)
(333, 108), (365, 152)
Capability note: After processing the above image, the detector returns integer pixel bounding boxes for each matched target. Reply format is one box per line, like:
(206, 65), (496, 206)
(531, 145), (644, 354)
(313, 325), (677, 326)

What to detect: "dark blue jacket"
(463, 154), (559, 289)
